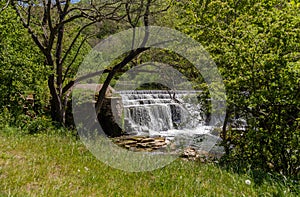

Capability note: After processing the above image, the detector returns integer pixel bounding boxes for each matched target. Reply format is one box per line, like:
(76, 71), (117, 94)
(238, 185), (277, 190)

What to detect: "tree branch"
(0, 0), (10, 13)
(62, 69), (112, 94)
(11, 1), (47, 57)
(62, 35), (95, 83)
(95, 47), (149, 114)
(60, 21), (96, 66)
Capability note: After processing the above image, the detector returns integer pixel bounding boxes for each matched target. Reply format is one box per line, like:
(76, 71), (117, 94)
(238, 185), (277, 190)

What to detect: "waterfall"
(117, 90), (210, 137)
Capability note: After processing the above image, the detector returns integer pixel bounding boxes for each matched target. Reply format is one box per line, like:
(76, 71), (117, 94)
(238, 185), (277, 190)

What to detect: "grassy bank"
(0, 128), (298, 196)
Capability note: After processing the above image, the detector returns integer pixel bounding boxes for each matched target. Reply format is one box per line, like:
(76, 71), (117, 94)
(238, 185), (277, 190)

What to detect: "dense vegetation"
(0, 4), (49, 131)
(0, 0), (299, 194)
(175, 0), (299, 177)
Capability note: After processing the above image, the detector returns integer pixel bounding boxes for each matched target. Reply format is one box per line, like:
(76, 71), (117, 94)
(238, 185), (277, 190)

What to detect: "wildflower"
(245, 179), (251, 185)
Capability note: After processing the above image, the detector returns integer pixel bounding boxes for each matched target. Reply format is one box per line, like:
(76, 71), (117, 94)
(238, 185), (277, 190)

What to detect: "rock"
(154, 137), (165, 142)
(136, 142), (152, 148)
(119, 140), (137, 146)
(182, 147), (197, 158)
(113, 136), (167, 152)
(130, 136), (145, 142)
(152, 141), (167, 147)
(124, 145), (132, 149)
(180, 147), (216, 162)
(198, 150), (210, 157)
(141, 138), (155, 143)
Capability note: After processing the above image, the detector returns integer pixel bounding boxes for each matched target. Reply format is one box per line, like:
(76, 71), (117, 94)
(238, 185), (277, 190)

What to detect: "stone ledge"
(111, 135), (224, 163)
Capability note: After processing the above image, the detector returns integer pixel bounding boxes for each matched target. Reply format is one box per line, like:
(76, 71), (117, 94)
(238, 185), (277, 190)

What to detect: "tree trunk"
(222, 109), (230, 155)
(50, 96), (65, 124)
(48, 74), (65, 124)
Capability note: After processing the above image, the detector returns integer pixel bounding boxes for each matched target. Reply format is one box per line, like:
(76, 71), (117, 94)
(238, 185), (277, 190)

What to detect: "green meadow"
(0, 128), (298, 197)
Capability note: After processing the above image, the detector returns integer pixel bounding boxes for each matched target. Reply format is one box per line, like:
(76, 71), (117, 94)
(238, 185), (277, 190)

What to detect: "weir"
(114, 90), (211, 138)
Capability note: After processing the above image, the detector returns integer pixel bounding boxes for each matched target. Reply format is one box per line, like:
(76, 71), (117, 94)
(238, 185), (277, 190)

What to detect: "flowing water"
(115, 90), (222, 151)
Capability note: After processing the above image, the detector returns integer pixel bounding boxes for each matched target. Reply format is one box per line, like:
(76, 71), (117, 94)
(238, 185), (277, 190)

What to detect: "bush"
(176, 0), (300, 177)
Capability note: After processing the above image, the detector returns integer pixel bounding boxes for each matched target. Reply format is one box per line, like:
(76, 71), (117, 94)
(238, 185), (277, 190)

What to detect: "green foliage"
(176, 0), (300, 177)
(0, 113), (58, 135)
(0, 5), (50, 128)
(0, 3), (91, 130)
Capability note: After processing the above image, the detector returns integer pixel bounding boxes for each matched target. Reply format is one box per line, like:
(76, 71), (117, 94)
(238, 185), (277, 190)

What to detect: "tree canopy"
(176, 0), (299, 176)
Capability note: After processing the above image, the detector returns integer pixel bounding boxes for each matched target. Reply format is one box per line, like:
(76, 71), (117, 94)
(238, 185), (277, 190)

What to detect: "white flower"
(84, 167), (89, 171)
(245, 179), (251, 185)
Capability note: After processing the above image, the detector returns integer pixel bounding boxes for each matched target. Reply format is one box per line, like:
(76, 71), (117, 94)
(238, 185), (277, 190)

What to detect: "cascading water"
(110, 90), (225, 155)
(117, 90), (211, 139)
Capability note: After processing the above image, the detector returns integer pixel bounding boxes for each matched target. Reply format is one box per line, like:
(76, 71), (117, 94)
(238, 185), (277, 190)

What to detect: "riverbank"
(0, 128), (298, 196)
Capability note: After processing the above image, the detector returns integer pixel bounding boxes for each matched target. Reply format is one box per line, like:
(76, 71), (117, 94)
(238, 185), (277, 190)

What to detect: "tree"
(176, 0), (300, 176)
(3, 0), (170, 125)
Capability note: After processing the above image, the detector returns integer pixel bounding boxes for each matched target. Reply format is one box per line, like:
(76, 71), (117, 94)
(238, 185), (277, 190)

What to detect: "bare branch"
(27, 0), (32, 26)
(62, 34), (95, 83)
(0, 0), (10, 13)
(56, 0), (63, 14)
(46, 0), (53, 31)
(60, 21), (96, 66)
(144, 0), (151, 27)
(125, 3), (134, 27)
(150, 2), (172, 15)
(11, 1), (47, 56)
(63, 69), (112, 94)
(140, 0), (151, 48)
(95, 47), (150, 114)
(56, 14), (84, 29)
(63, 0), (71, 14)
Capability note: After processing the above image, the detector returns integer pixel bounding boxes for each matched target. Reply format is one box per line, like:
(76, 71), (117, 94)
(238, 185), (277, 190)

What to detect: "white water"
(117, 90), (211, 138)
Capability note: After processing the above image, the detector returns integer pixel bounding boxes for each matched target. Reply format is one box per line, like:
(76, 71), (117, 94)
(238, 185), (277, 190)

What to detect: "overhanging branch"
(0, 0), (10, 13)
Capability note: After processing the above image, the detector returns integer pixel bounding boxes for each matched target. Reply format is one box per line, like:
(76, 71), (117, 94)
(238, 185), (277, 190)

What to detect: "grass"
(0, 127), (298, 197)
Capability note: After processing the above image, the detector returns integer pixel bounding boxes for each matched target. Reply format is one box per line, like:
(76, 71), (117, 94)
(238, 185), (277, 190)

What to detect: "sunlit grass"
(0, 128), (298, 196)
